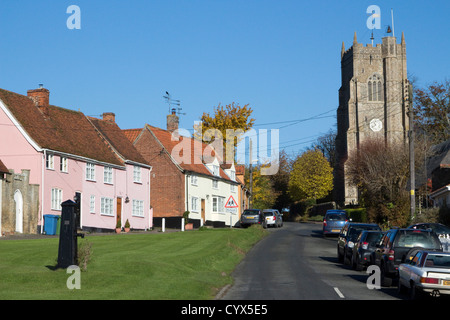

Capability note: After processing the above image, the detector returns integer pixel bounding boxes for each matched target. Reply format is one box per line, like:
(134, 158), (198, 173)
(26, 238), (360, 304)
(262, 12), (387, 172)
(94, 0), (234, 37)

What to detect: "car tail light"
(362, 242), (369, 250)
(420, 277), (440, 284)
(388, 249), (395, 261)
(323, 220), (327, 227)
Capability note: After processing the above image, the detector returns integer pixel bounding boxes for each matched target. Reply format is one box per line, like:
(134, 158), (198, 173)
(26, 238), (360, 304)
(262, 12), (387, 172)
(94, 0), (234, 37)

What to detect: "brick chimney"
(27, 85), (50, 117)
(102, 112), (116, 123)
(167, 108), (179, 132)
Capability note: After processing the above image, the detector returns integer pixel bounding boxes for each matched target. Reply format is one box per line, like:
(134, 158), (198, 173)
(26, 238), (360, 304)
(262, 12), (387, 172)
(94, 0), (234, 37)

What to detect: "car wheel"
(380, 262), (392, 287)
(337, 245), (343, 263)
(409, 282), (422, 300)
(355, 254), (363, 271)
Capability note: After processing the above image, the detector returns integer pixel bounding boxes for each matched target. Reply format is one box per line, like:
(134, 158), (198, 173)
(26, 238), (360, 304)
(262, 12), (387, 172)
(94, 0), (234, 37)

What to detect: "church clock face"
(369, 118), (383, 132)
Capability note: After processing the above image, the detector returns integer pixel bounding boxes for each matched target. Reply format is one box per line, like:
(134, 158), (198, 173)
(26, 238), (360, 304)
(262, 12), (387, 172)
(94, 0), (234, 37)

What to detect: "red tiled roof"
(0, 159), (9, 174)
(88, 118), (149, 166)
(136, 124), (232, 181)
(123, 128), (143, 144)
(0, 88), (123, 166)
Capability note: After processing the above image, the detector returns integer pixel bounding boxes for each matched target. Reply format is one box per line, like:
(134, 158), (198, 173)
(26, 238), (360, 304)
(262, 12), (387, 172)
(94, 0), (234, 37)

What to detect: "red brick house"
(124, 112), (242, 228)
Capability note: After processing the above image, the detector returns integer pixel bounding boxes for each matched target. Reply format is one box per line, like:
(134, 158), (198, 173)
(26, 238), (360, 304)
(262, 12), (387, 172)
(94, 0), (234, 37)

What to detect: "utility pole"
(249, 139), (253, 209)
(408, 81), (415, 220)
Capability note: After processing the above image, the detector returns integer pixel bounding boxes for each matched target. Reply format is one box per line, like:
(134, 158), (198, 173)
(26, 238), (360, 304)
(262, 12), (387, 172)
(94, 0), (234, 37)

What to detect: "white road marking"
(334, 287), (345, 299)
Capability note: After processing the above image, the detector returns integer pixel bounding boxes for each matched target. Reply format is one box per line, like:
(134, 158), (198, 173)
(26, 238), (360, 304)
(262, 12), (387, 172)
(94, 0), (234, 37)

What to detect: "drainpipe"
(40, 150), (46, 234)
(0, 177), (2, 237)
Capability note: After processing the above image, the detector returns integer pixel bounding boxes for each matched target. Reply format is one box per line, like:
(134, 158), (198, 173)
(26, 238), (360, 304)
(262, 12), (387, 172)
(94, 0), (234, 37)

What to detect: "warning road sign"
(225, 195), (238, 208)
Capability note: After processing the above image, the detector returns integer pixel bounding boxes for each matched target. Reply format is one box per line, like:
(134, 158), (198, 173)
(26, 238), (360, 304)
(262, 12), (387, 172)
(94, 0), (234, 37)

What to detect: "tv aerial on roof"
(163, 91), (185, 116)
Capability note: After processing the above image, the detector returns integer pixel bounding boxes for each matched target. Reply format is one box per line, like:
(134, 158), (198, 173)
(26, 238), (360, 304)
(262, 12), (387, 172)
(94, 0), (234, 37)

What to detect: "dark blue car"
(323, 210), (348, 236)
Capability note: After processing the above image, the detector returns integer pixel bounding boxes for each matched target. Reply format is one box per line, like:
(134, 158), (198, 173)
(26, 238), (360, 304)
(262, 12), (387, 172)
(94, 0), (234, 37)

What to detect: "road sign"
(225, 195), (238, 208)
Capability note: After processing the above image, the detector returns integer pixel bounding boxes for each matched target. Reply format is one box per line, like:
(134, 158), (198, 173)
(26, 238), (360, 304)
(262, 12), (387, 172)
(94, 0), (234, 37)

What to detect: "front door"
(201, 199), (206, 225)
(116, 197), (122, 228)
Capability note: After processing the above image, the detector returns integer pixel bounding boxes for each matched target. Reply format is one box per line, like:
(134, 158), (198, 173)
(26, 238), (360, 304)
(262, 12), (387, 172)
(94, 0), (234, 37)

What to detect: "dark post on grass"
(57, 198), (84, 268)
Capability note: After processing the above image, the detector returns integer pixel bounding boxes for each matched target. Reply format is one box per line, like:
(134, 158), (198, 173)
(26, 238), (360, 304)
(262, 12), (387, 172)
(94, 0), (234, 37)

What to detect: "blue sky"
(1, 0), (449, 159)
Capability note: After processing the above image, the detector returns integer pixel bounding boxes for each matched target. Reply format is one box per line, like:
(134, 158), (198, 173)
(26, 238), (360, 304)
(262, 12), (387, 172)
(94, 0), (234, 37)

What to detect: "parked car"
(263, 209), (283, 228)
(408, 223), (450, 237)
(323, 210), (349, 236)
(337, 223), (381, 264)
(408, 223), (450, 252)
(240, 209), (267, 228)
(351, 230), (385, 270)
(398, 250), (450, 299)
(374, 228), (443, 287)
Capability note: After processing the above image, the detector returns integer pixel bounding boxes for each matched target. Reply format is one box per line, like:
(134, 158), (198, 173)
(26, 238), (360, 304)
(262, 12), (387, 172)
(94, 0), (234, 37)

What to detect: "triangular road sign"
(225, 195), (238, 208)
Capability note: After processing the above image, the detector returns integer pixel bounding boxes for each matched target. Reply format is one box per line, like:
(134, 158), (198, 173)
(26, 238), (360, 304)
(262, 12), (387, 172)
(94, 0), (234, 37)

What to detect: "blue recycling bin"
(44, 214), (60, 235)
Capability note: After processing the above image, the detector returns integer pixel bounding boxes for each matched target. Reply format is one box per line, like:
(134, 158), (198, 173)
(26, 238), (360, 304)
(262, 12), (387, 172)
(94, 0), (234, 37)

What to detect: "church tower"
(335, 32), (410, 205)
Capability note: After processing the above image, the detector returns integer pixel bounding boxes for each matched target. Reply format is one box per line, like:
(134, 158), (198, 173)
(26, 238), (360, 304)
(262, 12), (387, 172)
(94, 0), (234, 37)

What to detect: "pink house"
(0, 87), (152, 234)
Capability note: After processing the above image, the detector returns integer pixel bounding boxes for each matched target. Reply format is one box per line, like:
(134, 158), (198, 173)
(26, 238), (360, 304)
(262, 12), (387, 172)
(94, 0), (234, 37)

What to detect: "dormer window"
(212, 165), (220, 176)
(368, 74), (383, 101)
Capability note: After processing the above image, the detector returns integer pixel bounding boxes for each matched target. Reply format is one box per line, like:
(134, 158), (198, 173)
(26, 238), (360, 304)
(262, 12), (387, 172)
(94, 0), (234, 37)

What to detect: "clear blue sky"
(1, 0), (449, 158)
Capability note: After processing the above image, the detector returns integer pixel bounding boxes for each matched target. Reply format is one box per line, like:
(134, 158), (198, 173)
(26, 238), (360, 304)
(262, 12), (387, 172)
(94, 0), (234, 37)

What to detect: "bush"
(345, 208), (367, 223)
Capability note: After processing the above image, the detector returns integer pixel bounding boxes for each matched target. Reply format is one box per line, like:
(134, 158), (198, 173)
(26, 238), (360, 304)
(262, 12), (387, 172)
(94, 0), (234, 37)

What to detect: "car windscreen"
(365, 232), (383, 245)
(425, 254), (450, 268)
(432, 224), (450, 235)
(395, 231), (442, 249)
(326, 214), (346, 221)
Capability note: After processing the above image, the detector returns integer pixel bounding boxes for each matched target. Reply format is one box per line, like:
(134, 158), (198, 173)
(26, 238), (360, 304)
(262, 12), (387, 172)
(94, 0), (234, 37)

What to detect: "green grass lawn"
(0, 226), (267, 300)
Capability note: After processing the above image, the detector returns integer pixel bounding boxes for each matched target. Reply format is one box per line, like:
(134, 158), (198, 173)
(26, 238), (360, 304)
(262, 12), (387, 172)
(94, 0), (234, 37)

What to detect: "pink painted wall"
(1, 102), (152, 232)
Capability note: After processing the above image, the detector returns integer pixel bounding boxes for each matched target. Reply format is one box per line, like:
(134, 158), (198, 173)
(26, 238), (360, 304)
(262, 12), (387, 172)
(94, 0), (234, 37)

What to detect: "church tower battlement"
(335, 32), (409, 205)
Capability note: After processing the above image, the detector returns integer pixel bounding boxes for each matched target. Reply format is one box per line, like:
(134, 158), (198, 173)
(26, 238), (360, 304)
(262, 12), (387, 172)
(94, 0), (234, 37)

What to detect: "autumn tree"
(245, 164), (276, 209)
(414, 79), (450, 144)
(268, 150), (293, 210)
(288, 149), (334, 202)
(194, 102), (255, 163)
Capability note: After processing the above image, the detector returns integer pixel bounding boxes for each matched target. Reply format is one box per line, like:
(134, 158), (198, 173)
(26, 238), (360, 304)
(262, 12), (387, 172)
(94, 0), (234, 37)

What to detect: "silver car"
(263, 209), (283, 228)
(398, 250), (450, 299)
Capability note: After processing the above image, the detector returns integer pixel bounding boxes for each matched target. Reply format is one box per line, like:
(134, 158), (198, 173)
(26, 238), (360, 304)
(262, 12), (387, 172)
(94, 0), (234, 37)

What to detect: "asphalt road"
(220, 222), (401, 300)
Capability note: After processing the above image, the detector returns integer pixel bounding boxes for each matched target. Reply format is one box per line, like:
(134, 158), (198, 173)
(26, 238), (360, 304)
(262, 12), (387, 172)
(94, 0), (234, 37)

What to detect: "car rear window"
(425, 254), (450, 268)
(395, 231), (441, 248)
(326, 214), (346, 221)
(263, 212), (275, 217)
(348, 226), (380, 240)
(243, 210), (259, 215)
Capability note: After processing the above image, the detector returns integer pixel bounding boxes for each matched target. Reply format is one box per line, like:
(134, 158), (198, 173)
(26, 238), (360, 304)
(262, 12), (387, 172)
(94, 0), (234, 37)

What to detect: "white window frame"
(133, 165), (142, 183)
(212, 196), (225, 214)
(90, 195), (95, 213)
(132, 199), (144, 217)
(191, 196), (199, 212)
(212, 179), (218, 189)
(86, 163), (96, 181)
(230, 170), (236, 181)
(231, 183), (236, 193)
(51, 188), (63, 211)
(100, 197), (114, 216)
(46, 154), (54, 170)
(60, 156), (68, 173)
(191, 175), (198, 186)
(212, 165), (220, 176)
(104, 166), (113, 184)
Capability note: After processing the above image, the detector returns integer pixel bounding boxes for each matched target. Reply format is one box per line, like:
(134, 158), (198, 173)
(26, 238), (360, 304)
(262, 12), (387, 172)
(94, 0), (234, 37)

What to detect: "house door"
(201, 199), (206, 225)
(116, 197), (122, 228)
(14, 190), (23, 233)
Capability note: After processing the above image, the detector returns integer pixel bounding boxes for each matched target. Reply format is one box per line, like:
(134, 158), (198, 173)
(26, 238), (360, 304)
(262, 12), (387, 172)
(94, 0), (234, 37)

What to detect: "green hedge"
(344, 208), (367, 223)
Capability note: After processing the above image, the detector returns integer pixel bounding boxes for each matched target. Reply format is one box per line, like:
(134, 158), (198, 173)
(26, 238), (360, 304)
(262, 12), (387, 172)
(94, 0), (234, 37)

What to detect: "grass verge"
(0, 226), (267, 300)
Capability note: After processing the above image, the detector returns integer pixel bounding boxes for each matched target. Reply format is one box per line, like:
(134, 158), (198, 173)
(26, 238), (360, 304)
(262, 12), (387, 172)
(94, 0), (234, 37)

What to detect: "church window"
(368, 74), (383, 101)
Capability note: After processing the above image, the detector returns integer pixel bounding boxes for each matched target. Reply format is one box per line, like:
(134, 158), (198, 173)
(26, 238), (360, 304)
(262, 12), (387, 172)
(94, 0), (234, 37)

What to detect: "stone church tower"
(335, 32), (410, 205)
